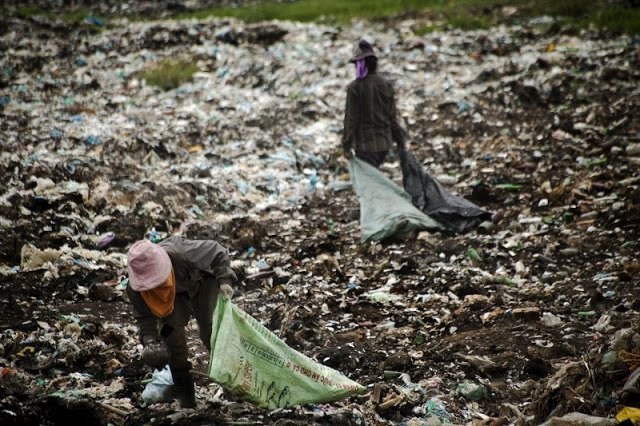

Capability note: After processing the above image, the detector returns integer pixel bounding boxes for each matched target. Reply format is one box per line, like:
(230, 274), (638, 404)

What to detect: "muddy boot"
(171, 370), (196, 408)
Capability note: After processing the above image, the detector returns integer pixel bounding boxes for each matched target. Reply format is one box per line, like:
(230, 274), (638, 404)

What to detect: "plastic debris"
(455, 380), (486, 401)
(141, 365), (174, 404)
(0, 4), (638, 425)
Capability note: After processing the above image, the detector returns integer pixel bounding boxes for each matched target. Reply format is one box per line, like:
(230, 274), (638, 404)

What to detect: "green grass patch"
(414, 23), (444, 35)
(526, 0), (593, 18)
(1, 5), (106, 29)
(175, 0), (443, 24)
(61, 10), (94, 24)
(176, 0), (503, 30)
(17, 5), (51, 18)
(520, 0), (640, 34)
(444, 7), (491, 30)
(173, 0), (640, 35)
(5, 0), (638, 35)
(137, 59), (199, 91)
(1, 5), (52, 19)
(592, 6), (640, 35)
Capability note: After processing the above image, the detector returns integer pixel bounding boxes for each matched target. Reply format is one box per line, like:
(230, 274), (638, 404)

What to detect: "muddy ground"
(1, 2), (640, 426)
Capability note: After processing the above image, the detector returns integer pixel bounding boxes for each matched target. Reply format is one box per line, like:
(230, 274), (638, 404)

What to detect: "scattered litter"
(0, 5), (638, 425)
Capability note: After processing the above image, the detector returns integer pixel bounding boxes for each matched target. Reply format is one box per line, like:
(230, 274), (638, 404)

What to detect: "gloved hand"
(219, 281), (234, 300)
(141, 338), (170, 369)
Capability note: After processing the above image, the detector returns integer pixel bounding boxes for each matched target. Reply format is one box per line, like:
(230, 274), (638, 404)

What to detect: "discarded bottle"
(495, 183), (522, 191)
(578, 310), (597, 319)
(383, 370), (403, 380)
(466, 247), (483, 262)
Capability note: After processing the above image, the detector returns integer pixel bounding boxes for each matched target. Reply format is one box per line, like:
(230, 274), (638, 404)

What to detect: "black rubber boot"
(171, 370), (196, 408)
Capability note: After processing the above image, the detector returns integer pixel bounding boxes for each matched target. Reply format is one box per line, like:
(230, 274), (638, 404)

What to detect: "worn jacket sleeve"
(126, 285), (157, 343)
(342, 84), (358, 153)
(179, 239), (237, 284)
(389, 84), (406, 147)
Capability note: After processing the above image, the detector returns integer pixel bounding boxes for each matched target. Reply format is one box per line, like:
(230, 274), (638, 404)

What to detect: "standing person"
(342, 39), (406, 168)
(126, 236), (236, 408)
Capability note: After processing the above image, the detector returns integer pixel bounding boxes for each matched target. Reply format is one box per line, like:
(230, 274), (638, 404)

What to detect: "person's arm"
(181, 239), (236, 299)
(168, 237), (236, 295)
(342, 85), (357, 157)
(126, 285), (157, 344)
(389, 85), (407, 149)
(127, 286), (171, 367)
(178, 239), (236, 283)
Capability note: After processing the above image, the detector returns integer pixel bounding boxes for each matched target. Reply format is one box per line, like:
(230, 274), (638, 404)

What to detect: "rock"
(91, 283), (116, 302)
(539, 412), (614, 426)
(512, 307), (541, 321)
(382, 351), (413, 371)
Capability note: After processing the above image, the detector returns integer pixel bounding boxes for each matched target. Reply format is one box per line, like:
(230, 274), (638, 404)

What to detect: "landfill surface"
(1, 2), (640, 425)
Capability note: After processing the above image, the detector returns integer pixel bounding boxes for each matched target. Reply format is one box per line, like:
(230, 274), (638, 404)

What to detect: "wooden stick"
(99, 402), (129, 417)
(378, 393), (404, 410)
(371, 383), (381, 404)
(190, 369), (211, 379)
(244, 270), (276, 281)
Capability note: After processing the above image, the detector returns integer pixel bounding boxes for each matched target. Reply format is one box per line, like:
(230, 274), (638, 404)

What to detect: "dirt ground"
(1, 2), (640, 425)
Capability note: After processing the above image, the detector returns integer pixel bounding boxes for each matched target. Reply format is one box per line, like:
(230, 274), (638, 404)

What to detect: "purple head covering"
(355, 58), (368, 80)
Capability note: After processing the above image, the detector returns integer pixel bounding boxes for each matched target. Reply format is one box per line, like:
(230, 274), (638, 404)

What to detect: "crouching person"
(126, 236), (236, 408)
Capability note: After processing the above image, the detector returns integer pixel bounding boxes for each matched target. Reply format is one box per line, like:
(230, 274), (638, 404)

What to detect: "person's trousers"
(160, 278), (220, 371)
(356, 150), (388, 168)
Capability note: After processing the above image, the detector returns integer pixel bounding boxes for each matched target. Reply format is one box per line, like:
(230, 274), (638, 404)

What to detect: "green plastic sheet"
(208, 296), (366, 409)
(348, 157), (444, 242)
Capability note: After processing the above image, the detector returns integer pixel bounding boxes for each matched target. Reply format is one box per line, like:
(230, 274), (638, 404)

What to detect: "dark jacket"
(127, 236), (237, 343)
(342, 72), (405, 154)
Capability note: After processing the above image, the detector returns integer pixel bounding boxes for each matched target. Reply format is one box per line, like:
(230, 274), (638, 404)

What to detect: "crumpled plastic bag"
(208, 296), (366, 409)
(348, 157), (444, 242)
(398, 148), (492, 233)
(141, 365), (173, 404)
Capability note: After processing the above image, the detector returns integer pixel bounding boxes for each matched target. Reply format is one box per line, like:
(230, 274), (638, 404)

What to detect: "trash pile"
(1, 3), (639, 425)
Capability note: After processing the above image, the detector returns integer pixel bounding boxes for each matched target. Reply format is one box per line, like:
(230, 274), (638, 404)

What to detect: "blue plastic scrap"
(51, 129), (64, 140)
(84, 15), (104, 27)
(84, 135), (102, 145)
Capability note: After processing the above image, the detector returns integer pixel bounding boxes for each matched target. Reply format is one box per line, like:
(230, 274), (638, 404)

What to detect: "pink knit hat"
(127, 240), (172, 292)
